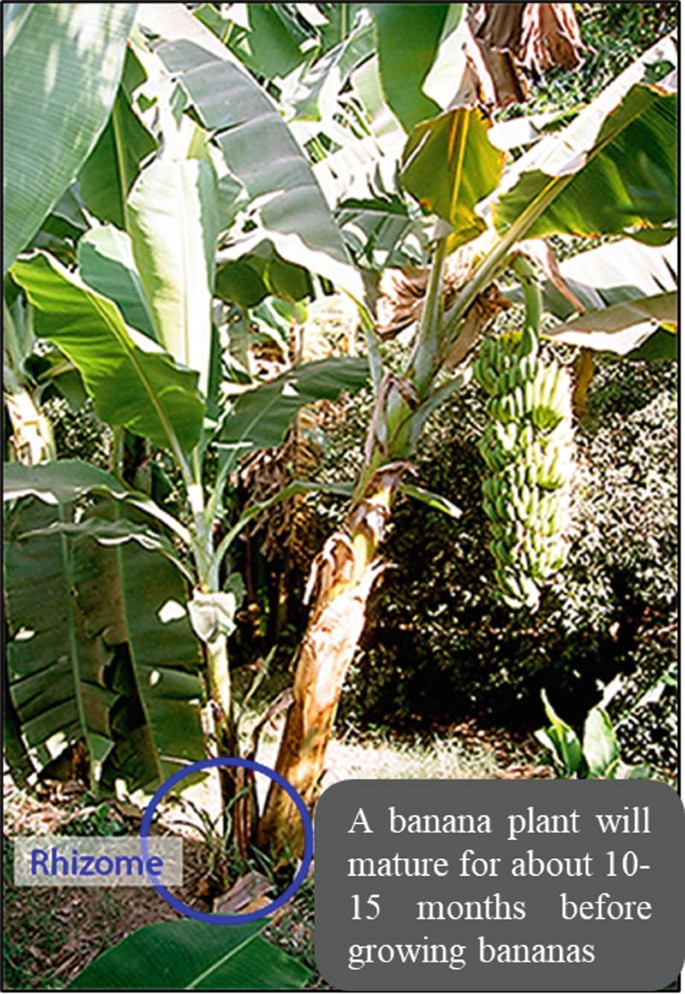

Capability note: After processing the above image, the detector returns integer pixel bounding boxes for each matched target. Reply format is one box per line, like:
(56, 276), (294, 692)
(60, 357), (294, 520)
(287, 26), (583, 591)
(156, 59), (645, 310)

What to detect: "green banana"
(473, 327), (576, 611)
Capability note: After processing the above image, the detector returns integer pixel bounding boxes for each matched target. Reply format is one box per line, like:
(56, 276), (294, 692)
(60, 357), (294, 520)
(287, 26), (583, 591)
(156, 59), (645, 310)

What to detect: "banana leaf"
(127, 156), (220, 398)
(368, 4), (456, 131)
(492, 36), (677, 240)
(3, 461), (205, 790)
(136, 3), (366, 305)
(78, 226), (156, 340)
(78, 74), (158, 229)
(4, 498), (120, 779)
(11, 252), (205, 457)
(528, 236), (678, 357)
(401, 106), (504, 248)
(69, 920), (311, 990)
(218, 356), (369, 461)
(3, 3), (136, 271)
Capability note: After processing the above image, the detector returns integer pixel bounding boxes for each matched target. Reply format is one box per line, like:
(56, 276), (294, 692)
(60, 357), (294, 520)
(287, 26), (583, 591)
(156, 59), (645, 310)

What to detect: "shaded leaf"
(218, 357), (369, 458)
(68, 920), (311, 990)
(3, 459), (128, 506)
(624, 327), (676, 361)
(74, 499), (205, 789)
(78, 82), (158, 229)
(216, 244), (312, 308)
(11, 253), (205, 456)
(78, 226), (156, 340)
(17, 517), (191, 583)
(4, 499), (118, 778)
(2, 461), (205, 789)
(221, 3), (309, 81)
(3, 3), (136, 271)
(368, 4), (453, 131)
(3, 458), (193, 550)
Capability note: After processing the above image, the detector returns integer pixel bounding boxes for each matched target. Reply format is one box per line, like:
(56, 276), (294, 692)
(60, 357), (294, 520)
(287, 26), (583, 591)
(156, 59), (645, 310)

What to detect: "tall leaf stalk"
(259, 235), (451, 853)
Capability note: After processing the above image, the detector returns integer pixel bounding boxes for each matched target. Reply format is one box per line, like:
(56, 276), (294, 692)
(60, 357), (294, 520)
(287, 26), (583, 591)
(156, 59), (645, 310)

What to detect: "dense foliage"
(332, 353), (676, 773)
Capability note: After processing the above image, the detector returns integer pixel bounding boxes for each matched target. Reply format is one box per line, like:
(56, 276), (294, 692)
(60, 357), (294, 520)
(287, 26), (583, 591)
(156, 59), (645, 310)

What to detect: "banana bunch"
(472, 327), (574, 611)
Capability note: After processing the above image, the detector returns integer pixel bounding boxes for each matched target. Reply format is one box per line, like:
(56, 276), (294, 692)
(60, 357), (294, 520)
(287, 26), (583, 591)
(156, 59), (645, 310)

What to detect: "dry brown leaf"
(212, 870), (274, 914)
(518, 3), (584, 75)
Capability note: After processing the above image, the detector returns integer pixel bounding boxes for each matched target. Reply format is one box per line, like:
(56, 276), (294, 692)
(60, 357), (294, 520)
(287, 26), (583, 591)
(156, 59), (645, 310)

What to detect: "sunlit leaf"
(127, 157), (219, 396)
(3, 3), (136, 270)
(137, 3), (366, 305)
(78, 226), (156, 340)
(11, 252), (205, 456)
(401, 107), (504, 248)
(493, 37), (677, 239)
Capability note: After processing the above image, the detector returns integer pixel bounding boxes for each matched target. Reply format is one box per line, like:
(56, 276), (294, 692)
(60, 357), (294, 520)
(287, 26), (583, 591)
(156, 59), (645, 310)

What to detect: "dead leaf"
(212, 870), (274, 915)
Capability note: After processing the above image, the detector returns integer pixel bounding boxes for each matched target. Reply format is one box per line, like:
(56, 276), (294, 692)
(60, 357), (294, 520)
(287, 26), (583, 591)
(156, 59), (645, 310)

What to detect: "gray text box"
(315, 780), (685, 991)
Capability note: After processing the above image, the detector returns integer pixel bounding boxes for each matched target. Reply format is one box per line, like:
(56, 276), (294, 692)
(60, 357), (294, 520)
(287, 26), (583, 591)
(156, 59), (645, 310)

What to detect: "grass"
(253, 719), (513, 794)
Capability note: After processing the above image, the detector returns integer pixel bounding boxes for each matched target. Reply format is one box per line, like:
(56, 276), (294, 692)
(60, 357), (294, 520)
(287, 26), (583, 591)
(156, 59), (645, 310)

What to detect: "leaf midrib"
(186, 929), (261, 989)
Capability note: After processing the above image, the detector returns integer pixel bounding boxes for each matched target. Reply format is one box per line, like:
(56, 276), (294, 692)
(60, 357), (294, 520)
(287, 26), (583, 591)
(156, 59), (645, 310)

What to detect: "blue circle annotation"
(139, 756), (314, 925)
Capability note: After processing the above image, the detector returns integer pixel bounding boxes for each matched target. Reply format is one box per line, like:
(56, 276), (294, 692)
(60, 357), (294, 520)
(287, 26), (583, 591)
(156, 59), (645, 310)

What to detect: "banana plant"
(2, 5), (677, 871)
(3, 5), (369, 806)
(535, 691), (652, 780)
(257, 25), (677, 856)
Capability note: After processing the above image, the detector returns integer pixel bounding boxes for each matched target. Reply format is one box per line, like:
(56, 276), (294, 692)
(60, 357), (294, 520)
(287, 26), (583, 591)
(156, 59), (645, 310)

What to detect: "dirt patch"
(3, 724), (553, 989)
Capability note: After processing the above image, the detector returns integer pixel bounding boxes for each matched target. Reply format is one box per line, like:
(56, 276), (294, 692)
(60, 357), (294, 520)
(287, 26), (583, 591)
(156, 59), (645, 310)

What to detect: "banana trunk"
(256, 463), (406, 857)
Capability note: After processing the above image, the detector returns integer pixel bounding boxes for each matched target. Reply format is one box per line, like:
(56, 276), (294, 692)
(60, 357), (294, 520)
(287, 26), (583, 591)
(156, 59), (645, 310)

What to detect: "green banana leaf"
(215, 242), (312, 308)
(2, 661), (35, 790)
(401, 483), (462, 521)
(3, 461), (205, 791)
(78, 76), (158, 229)
(137, 3), (366, 305)
(3, 3), (137, 271)
(127, 157), (220, 397)
(539, 236), (678, 320)
(535, 690), (585, 777)
(11, 252), (205, 457)
(68, 920), (311, 990)
(78, 226), (156, 340)
(4, 497), (119, 777)
(493, 36), (677, 240)
(282, 11), (375, 124)
(3, 459), (128, 504)
(218, 356), (369, 460)
(583, 707), (620, 778)
(217, 3), (309, 81)
(401, 106), (505, 247)
(368, 4), (456, 132)
(74, 499), (206, 789)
